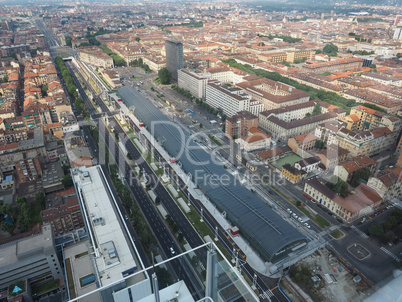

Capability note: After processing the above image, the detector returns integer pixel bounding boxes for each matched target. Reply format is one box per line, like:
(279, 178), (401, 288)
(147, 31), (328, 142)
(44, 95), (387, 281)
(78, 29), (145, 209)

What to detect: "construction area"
(283, 247), (371, 302)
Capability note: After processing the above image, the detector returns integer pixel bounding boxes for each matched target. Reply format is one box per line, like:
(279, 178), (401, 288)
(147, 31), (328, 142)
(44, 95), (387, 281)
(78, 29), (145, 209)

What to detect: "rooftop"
(72, 166), (138, 284)
(118, 86), (306, 263)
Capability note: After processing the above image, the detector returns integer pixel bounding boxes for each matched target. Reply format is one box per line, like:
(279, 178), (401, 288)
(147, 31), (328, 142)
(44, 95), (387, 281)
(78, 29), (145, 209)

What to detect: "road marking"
(380, 247), (400, 262)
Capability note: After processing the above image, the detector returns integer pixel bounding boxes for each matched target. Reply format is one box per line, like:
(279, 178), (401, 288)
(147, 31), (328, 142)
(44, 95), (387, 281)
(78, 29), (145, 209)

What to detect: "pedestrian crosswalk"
(380, 247), (400, 262)
(261, 290), (274, 299)
(351, 225), (369, 239)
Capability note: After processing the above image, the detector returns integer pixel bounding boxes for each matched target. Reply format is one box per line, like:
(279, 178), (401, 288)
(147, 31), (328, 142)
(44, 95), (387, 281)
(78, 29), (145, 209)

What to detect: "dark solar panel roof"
(118, 86), (307, 262)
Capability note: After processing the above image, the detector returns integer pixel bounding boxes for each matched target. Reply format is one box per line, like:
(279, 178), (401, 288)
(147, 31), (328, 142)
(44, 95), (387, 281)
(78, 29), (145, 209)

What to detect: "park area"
(272, 153), (303, 170)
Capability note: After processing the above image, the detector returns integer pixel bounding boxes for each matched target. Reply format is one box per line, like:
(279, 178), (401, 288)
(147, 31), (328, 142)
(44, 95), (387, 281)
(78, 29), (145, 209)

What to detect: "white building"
(206, 81), (263, 117)
(393, 27), (402, 40)
(178, 69), (208, 99)
(72, 165), (148, 301)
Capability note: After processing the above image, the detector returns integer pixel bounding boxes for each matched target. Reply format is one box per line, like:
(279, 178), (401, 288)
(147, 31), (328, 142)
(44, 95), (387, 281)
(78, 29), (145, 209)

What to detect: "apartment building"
(333, 155), (376, 182)
(302, 58), (363, 73)
(304, 178), (382, 222)
(362, 72), (402, 87)
(236, 78), (310, 110)
(206, 81), (263, 117)
(344, 105), (385, 131)
(315, 120), (347, 146)
(314, 144), (350, 170)
(225, 111), (258, 138)
(143, 56), (166, 72)
(294, 156), (321, 173)
(41, 193), (85, 237)
(288, 133), (319, 154)
(344, 89), (402, 115)
(107, 43), (145, 65)
(235, 128), (271, 151)
(336, 126), (399, 157)
(79, 46), (114, 69)
(282, 164), (306, 183)
(0, 224), (63, 289)
(264, 101), (316, 123)
(178, 69), (208, 99)
(103, 70), (121, 88)
(259, 111), (337, 140)
(290, 73), (343, 93)
(367, 170), (402, 202)
(257, 50), (315, 64)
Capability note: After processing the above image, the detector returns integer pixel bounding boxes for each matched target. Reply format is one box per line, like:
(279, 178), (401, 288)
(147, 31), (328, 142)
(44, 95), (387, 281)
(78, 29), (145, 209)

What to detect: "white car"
(298, 217), (303, 222)
(170, 247), (175, 255)
(287, 208), (291, 213)
(304, 223), (310, 229)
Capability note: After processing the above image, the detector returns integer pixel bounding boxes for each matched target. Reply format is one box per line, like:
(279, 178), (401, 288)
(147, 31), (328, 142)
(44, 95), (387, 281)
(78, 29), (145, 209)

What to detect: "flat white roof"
(72, 166), (137, 285)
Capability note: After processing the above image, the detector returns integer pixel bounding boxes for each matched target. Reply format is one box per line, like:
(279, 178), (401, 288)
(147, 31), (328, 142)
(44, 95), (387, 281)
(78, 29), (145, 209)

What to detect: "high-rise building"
(165, 39), (183, 81)
(0, 224), (63, 290)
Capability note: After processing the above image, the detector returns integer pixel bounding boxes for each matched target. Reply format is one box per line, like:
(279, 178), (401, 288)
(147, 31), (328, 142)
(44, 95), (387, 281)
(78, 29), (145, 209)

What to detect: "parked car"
(170, 247), (175, 255)
(304, 223), (310, 229)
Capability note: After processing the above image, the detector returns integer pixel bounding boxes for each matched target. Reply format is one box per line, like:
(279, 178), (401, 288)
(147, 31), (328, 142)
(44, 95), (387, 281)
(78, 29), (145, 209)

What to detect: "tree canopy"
(328, 176), (348, 197)
(350, 167), (371, 187)
(312, 102), (322, 116)
(323, 43), (338, 57)
(158, 68), (172, 85)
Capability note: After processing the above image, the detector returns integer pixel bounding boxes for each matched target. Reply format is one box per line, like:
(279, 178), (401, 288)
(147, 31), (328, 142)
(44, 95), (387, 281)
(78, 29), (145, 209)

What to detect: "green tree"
(35, 192), (46, 209)
(65, 36), (72, 47)
(41, 84), (48, 97)
(158, 68), (172, 85)
(154, 267), (173, 288)
(368, 64), (377, 69)
(369, 224), (384, 237)
(329, 176), (348, 197)
(199, 123), (203, 129)
(312, 102), (322, 116)
(315, 140), (324, 149)
(323, 43), (338, 57)
(135, 37), (140, 42)
(1, 221), (14, 235)
(16, 196), (27, 205)
(62, 174), (73, 188)
(350, 167), (371, 187)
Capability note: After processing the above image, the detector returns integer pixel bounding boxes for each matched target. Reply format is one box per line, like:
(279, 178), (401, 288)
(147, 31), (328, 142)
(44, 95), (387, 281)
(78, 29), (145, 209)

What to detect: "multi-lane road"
(66, 59), (288, 301)
(66, 60), (206, 299)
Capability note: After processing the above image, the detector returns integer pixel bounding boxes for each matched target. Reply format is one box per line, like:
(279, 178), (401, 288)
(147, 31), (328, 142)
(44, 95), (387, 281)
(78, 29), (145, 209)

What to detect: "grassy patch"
(315, 214), (330, 228)
(32, 279), (59, 295)
(153, 77), (161, 84)
(298, 206), (314, 220)
(74, 251), (88, 259)
(297, 206), (330, 228)
(330, 229), (344, 239)
(131, 76), (143, 79)
(208, 135), (222, 146)
(65, 258), (76, 299)
(143, 85), (150, 89)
